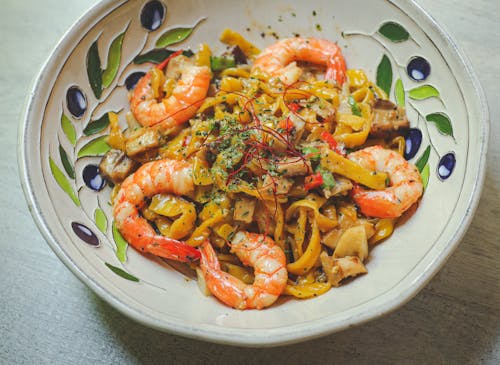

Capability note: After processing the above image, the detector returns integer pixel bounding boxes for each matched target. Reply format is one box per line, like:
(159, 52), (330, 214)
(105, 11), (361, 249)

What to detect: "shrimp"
(348, 145), (423, 218)
(252, 37), (346, 86)
(130, 55), (211, 127)
(200, 232), (287, 309)
(113, 158), (201, 262)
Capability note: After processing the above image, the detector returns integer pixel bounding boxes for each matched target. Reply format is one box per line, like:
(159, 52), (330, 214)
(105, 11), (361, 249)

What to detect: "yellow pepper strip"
(346, 69), (369, 90)
(220, 76), (243, 92)
(148, 194), (197, 240)
(296, 272), (315, 285)
(199, 195), (231, 221)
(391, 136), (406, 156)
(263, 200), (285, 251)
(186, 214), (225, 246)
(154, 216), (171, 236)
(214, 223), (236, 241)
(162, 78), (176, 98)
(214, 105), (226, 120)
(294, 208), (307, 258)
(336, 113), (365, 130)
(187, 195), (231, 245)
(219, 29), (260, 57)
(193, 155), (213, 186)
(320, 149), (388, 190)
(217, 253), (239, 264)
(334, 103), (372, 148)
(198, 93), (240, 113)
(285, 196), (337, 232)
(220, 67), (251, 78)
(210, 234), (227, 249)
(195, 43), (211, 67)
(150, 68), (164, 99)
(287, 219), (321, 275)
(107, 112), (126, 151)
(158, 127), (190, 160)
(275, 203), (286, 250)
(235, 101), (252, 124)
(309, 87), (340, 106)
(351, 87), (375, 104)
(193, 185), (213, 204)
(369, 82), (388, 99)
(321, 204), (338, 227)
(222, 262), (254, 284)
(338, 203), (358, 228)
(284, 281), (332, 299)
(369, 218), (395, 244)
(110, 184), (121, 204)
(282, 89), (312, 101)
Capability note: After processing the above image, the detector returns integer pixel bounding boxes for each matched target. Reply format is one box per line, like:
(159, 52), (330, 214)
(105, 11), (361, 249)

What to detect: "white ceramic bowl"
(19, 0), (488, 346)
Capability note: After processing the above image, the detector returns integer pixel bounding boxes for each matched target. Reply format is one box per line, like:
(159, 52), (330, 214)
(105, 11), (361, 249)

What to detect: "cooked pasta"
(100, 30), (423, 310)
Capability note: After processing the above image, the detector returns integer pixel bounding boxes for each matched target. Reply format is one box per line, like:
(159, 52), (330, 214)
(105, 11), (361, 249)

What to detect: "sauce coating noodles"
(100, 31), (423, 309)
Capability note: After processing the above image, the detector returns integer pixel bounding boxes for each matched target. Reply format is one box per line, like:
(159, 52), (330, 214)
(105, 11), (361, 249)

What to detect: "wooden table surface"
(1, 0), (498, 363)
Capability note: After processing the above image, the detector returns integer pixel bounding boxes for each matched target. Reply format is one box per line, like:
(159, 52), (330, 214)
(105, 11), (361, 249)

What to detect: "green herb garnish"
(348, 95), (362, 117)
(210, 56), (236, 71)
(316, 167), (336, 189)
(302, 146), (321, 161)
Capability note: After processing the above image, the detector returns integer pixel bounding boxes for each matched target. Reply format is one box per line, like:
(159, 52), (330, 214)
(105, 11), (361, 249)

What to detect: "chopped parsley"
(348, 95), (362, 117)
(316, 167), (336, 189)
(302, 146), (321, 161)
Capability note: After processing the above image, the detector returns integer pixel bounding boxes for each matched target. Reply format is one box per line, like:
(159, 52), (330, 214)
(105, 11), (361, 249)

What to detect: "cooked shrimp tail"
(200, 232), (287, 310)
(130, 55), (211, 127)
(348, 146), (423, 218)
(113, 159), (201, 262)
(251, 37), (346, 85)
(200, 241), (247, 304)
(325, 50), (347, 86)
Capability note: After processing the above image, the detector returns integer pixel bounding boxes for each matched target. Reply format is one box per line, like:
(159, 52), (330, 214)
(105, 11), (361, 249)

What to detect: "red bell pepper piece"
(278, 117), (294, 131)
(304, 172), (324, 191)
(320, 131), (338, 149)
(320, 130), (345, 155)
(288, 102), (301, 113)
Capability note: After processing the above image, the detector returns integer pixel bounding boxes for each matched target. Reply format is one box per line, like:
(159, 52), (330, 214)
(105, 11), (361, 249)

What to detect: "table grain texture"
(1, 0), (498, 364)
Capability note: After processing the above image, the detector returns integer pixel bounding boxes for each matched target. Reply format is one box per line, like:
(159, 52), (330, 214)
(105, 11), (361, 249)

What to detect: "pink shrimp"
(251, 37), (346, 85)
(130, 55), (211, 127)
(113, 159), (200, 262)
(348, 145), (423, 218)
(200, 232), (287, 310)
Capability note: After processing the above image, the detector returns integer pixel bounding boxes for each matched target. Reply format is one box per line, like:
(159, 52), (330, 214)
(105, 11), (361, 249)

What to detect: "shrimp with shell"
(130, 54), (211, 127)
(200, 232), (287, 310)
(348, 145), (423, 218)
(251, 37), (346, 85)
(113, 158), (200, 262)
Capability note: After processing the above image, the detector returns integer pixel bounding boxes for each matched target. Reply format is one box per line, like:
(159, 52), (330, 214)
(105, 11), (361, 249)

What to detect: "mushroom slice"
(323, 176), (353, 198)
(275, 157), (312, 176)
(370, 99), (409, 138)
(333, 225), (369, 261)
(261, 175), (294, 195)
(99, 149), (139, 184)
(125, 127), (161, 157)
(234, 196), (256, 223)
(320, 252), (368, 287)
